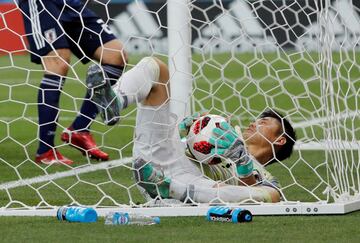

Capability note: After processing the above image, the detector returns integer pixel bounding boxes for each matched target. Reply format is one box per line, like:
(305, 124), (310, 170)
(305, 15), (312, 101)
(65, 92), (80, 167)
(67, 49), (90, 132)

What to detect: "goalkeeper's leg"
(169, 172), (280, 203)
(86, 56), (169, 124)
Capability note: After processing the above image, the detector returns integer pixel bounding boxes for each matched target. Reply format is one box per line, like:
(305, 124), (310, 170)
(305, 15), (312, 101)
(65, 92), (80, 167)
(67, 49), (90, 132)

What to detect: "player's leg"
(60, 11), (127, 160)
(135, 157), (279, 203)
(86, 56), (169, 120)
(170, 173), (280, 203)
(19, 0), (73, 165)
(117, 56), (170, 107)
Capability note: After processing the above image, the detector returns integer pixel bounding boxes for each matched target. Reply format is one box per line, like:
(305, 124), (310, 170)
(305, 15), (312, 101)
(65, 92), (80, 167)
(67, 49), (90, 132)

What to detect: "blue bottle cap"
(153, 217), (160, 224)
(84, 208), (98, 223)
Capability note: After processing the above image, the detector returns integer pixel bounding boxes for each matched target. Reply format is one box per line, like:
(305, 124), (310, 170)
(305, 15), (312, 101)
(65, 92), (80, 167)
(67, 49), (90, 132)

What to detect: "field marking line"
(0, 157), (132, 190)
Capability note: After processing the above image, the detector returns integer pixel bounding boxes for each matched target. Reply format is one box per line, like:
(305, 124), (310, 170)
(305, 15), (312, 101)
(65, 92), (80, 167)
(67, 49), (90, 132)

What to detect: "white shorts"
(133, 102), (203, 178)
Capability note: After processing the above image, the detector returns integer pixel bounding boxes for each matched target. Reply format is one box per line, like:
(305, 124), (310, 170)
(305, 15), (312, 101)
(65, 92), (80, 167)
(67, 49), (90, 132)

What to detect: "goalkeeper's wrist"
(236, 160), (254, 178)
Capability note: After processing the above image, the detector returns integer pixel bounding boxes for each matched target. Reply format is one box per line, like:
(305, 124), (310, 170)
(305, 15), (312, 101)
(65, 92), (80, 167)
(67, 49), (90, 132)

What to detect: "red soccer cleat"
(35, 149), (74, 165)
(61, 128), (109, 161)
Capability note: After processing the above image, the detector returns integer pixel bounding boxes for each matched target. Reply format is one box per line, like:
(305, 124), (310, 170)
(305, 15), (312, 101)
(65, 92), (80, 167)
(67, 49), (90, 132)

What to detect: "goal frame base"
(1, 200), (360, 217)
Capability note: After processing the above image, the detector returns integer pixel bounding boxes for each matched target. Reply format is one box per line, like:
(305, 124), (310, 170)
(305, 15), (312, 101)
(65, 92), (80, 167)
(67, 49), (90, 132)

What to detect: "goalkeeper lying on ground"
(85, 57), (296, 203)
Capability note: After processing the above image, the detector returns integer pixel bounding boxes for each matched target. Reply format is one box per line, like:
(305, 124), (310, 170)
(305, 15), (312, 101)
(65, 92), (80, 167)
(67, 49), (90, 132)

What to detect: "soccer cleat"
(86, 64), (121, 126)
(133, 158), (170, 199)
(61, 128), (109, 161)
(35, 149), (73, 165)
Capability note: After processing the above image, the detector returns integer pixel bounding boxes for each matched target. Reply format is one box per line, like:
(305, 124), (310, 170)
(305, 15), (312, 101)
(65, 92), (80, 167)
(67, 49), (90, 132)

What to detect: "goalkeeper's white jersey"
(186, 150), (280, 190)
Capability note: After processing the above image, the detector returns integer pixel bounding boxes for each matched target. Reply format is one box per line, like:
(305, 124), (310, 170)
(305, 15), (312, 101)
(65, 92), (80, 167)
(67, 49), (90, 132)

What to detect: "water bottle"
(57, 206), (98, 223)
(104, 212), (160, 226)
(206, 206), (252, 223)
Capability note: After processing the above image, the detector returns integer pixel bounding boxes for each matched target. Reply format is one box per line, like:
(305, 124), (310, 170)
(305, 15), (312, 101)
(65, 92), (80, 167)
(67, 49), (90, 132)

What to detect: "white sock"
(113, 57), (160, 108)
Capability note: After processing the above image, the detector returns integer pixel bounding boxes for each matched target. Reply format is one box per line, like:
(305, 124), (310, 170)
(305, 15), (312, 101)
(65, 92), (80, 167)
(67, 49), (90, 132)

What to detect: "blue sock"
(102, 63), (123, 85)
(71, 64), (123, 131)
(37, 74), (65, 155)
(71, 91), (98, 132)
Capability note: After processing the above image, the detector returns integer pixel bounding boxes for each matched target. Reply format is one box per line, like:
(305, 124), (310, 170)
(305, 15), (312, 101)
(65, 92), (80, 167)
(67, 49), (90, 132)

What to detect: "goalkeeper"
(86, 56), (296, 203)
(18, 0), (127, 164)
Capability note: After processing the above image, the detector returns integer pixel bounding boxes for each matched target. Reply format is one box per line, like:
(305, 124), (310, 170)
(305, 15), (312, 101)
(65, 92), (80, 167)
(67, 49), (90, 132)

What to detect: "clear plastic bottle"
(104, 212), (160, 226)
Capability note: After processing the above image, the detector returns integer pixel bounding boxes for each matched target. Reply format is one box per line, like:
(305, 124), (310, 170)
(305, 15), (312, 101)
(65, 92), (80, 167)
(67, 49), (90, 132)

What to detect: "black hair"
(259, 109), (297, 163)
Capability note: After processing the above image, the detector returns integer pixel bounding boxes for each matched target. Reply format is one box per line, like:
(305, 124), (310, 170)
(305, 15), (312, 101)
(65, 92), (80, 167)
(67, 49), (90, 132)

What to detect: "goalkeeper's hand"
(209, 121), (254, 178)
(178, 111), (208, 138)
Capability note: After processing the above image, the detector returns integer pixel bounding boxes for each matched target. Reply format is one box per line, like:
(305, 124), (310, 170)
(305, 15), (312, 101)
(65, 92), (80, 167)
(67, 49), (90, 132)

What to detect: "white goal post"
(0, 0), (359, 217)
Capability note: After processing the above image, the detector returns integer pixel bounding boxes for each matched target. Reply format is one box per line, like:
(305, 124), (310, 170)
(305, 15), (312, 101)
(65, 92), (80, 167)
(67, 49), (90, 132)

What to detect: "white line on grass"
(0, 157), (132, 190)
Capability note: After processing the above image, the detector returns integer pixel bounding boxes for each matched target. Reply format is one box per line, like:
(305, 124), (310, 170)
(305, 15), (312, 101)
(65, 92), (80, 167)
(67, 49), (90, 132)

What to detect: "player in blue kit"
(17, 0), (127, 164)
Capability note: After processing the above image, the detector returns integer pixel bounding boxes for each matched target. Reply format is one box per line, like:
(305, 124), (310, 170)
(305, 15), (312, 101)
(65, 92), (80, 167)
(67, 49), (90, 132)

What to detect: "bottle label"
(208, 214), (232, 222)
(57, 207), (68, 221)
(206, 207), (252, 223)
(207, 207), (233, 222)
(57, 206), (98, 223)
(114, 213), (129, 225)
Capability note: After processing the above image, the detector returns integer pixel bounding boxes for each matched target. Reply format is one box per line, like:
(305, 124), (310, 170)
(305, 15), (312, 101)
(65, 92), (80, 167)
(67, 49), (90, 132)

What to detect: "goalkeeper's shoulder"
(253, 161), (281, 187)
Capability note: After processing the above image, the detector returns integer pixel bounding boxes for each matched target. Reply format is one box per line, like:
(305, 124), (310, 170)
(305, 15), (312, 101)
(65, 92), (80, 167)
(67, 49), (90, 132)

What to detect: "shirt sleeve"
(252, 162), (281, 192)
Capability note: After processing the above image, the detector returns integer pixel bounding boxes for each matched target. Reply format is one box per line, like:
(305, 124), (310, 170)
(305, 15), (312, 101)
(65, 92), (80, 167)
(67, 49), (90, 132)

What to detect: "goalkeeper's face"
(243, 117), (284, 148)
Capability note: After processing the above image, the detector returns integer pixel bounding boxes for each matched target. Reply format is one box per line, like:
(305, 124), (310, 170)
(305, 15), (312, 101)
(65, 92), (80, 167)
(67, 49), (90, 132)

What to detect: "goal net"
(0, 0), (359, 216)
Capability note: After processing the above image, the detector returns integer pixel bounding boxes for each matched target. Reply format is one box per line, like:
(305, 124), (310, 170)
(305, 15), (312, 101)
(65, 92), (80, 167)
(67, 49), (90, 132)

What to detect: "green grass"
(0, 52), (359, 241)
(1, 213), (360, 243)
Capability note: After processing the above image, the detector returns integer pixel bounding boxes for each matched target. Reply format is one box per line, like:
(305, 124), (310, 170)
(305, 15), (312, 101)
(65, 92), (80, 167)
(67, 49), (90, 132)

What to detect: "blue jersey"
(54, 0), (82, 7)
(18, 0), (116, 64)
(18, 0), (82, 6)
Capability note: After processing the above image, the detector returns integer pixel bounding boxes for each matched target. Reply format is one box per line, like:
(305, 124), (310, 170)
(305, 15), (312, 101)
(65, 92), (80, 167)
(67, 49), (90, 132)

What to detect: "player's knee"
(43, 61), (70, 76)
(56, 61), (70, 75)
(153, 57), (169, 84)
(42, 50), (71, 76)
(96, 39), (127, 66)
(140, 57), (170, 106)
(138, 57), (161, 83)
(139, 56), (169, 84)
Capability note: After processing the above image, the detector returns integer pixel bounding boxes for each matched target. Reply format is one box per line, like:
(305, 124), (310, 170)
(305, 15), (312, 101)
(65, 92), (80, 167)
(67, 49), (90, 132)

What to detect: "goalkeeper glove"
(178, 111), (208, 138)
(209, 121), (254, 178)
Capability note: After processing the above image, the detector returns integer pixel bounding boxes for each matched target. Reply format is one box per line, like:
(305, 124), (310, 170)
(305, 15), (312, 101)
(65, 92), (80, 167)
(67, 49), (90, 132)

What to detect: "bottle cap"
(84, 208), (98, 223)
(153, 217), (160, 224)
(56, 206), (68, 221)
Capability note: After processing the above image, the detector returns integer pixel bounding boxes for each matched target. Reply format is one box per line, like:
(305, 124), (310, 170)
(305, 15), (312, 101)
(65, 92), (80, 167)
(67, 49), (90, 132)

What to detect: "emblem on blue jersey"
(44, 28), (57, 44)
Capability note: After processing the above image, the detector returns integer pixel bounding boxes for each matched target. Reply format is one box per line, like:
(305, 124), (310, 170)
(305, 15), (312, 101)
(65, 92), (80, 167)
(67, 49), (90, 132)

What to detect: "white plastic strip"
(1, 200), (360, 216)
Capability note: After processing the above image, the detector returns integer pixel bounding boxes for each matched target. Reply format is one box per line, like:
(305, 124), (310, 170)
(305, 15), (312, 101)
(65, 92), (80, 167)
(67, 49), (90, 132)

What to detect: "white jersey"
(127, 58), (279, 203)
(186, 150), (280, 190)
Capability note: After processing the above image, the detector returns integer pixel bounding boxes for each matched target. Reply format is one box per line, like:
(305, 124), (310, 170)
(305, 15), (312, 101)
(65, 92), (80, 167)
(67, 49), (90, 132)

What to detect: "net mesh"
(0, 0), (359, 213)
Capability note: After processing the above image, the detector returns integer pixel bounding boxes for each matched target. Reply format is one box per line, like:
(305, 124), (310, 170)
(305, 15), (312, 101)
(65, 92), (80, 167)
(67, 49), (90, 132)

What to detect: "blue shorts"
(19, 0), (117, 64)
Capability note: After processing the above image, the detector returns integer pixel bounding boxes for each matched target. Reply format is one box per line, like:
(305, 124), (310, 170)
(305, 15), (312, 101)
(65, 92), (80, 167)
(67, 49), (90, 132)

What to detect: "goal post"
(168, 0), (192, 120)
(0, 0), (359, 217)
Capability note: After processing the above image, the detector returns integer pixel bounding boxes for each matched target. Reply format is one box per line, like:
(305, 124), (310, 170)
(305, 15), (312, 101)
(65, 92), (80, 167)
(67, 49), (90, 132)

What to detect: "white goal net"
(0, 0), (359, 216)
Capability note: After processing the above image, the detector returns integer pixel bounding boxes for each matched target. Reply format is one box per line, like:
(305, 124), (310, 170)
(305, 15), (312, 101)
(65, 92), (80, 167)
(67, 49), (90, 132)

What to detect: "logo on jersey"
(44, 28), (57, 44)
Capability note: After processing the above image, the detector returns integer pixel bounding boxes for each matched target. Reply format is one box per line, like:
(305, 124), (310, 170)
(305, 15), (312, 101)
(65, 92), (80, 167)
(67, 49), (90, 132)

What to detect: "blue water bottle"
(206, 206), (252, 223)
(57, 206), (98, 223)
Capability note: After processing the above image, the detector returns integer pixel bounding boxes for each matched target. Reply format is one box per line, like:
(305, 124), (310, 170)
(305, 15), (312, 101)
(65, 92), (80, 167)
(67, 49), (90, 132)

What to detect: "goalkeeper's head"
(243, 109), (296, 165)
